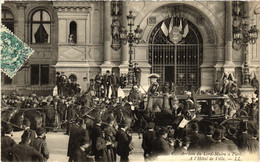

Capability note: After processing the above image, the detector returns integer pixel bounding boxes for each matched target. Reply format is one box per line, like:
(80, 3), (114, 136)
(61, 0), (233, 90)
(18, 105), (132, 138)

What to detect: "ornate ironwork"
(149, 18), (203, 89)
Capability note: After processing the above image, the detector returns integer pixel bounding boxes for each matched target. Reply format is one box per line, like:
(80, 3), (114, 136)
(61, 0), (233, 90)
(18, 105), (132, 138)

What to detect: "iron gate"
(148, 17), (203, 89)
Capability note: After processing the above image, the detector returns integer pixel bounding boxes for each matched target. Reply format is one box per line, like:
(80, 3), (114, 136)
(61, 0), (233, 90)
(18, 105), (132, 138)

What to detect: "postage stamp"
(0, 24), (34, 78)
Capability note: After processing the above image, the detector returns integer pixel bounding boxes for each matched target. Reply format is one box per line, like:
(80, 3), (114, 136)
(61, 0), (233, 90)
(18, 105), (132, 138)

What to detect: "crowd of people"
(1, 70), (259, 161)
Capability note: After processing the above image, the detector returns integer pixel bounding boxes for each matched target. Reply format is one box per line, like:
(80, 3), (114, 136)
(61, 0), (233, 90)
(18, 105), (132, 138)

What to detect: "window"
(69, 74), (77, 82)
(2, 9), (14, 32)
(31, 10), (51, 43)
(69, 21), (77, 43)
(1, 72), (12, 85)
(31, 64), (49, 85)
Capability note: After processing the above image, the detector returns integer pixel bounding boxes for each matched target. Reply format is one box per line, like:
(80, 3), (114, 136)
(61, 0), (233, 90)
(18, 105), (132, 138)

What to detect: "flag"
(182, 19), (189, 38)
(161, 20), (168, 37)
(168, 16), (174, 33)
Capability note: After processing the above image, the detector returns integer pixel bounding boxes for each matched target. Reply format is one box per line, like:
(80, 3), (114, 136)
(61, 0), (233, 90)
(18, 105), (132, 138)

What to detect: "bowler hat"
(3, 124), (13, 134)
(206, 125), (214, 135)
(147, 122), (155, 129)
(36, 127), (46, 136)
(213, 129), (222, 141)
(158, 126), (168, 135)
(191, 123), (199, 131)
(182, 136), (191, 144)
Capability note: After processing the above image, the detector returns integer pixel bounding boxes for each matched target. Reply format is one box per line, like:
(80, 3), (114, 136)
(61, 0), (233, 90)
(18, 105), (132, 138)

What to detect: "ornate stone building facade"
(1, 1), (260, 95)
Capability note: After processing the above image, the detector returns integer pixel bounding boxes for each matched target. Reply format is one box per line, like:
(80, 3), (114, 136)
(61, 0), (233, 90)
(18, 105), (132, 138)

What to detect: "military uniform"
(103, 73), (111, 98)
(95, 74), (102, 98)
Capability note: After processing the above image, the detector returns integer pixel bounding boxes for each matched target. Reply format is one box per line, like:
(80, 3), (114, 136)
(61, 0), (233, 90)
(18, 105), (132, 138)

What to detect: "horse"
(2, 108), (43, 131)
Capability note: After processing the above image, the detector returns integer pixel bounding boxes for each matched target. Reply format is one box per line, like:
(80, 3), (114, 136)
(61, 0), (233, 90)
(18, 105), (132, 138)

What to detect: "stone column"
(101, 1), (113, 73)
(223, 1), (235, 72)
(16, 3), (26, 41)
(119, 1), (129, 74)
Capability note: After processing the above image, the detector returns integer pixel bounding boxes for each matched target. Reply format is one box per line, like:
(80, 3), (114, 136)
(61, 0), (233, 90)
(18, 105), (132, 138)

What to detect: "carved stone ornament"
(111, 1), (122, 16)
(111, 20), (121, 51)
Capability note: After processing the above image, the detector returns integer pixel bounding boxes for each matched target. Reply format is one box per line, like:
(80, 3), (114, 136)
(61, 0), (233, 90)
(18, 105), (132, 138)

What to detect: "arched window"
(31, 9), (51, 43)
(1, 9), (14, 32)
(69, 21), (77, 43)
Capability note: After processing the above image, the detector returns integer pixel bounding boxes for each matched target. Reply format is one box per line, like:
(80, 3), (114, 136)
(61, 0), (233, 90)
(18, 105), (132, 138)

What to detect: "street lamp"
(119, 10), (143, 85)
(233, 8), (259, 86)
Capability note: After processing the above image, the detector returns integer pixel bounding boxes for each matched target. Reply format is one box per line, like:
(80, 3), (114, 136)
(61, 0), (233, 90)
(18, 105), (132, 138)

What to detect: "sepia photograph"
(0, 1), (259, 161)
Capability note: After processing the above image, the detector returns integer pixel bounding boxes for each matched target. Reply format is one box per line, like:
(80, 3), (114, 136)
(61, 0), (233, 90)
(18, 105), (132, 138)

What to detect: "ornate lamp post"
(119, 11), (143, 85)
(233, 5), (259, 86)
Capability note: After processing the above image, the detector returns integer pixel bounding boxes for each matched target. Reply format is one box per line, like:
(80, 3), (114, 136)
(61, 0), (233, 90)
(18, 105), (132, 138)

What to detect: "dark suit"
(151, 136), (172, 158)
(91, 124), (102, 160)
(110, 74), (119, 98)
(31, 137), (49, 161)
(116, 129), (132, 162)
(142, 130), (156, 158)
(102, 74), (111, 98)
(73, 147), (94, 162)
(237, 132), (252, 152)
(201, 135), (215, 151)
(2, 142), (43, 162)
(188, 132), (205, 150)
(1, 136), (16, 149)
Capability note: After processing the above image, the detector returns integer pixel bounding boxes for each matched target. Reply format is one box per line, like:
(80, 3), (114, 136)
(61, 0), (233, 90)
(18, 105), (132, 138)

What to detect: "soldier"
(95, 72), (103, 98)
(31, 127), (49, 161)
(151, 126), (173, 158)
(188, 122), (205, 151)
(2, 131), (43, 161)
(116, 120), (132, 162)
(142, 122), (156, 159)
(60, 72), (68, 95)
(103, 70), (111, 98)
(110, 71), (119, 98)
(56, 72), (62, 95)
(147, 73), (160, 111)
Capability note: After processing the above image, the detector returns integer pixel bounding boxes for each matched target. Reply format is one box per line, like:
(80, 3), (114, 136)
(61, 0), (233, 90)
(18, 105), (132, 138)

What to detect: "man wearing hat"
(188, 122), (205, 151)
(174, 136), (191, 154)
(31, 127), (49, 161)
(2, 130), (43, 161)
(91, 117), (103, 161)
(147, 73), (160, 112)
(151, 126), (173, 158)
(103, 70), (111, 98)
(133, 63), (142, 85)
(237, 122), (252, 152)
(22, 118), (36, 144)
(1, 124), (16, 149)
(211, 129), (228, 152)
(116, 120), (132, 162)
(110, 71), (119, 98)
(142, 122), (156, 159)
(201, 125), (215, 151)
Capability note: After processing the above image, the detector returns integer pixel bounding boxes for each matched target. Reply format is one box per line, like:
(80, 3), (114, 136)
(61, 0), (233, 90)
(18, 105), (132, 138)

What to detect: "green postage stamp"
(1, 24), (34, 78)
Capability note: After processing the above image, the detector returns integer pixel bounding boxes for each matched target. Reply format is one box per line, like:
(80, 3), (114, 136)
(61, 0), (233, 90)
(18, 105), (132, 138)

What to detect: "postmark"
(1, 24), (34, 78)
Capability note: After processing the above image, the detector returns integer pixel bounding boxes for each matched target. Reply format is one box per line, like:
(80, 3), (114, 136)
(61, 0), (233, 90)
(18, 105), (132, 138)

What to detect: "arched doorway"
(148, 17), (203, 90)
